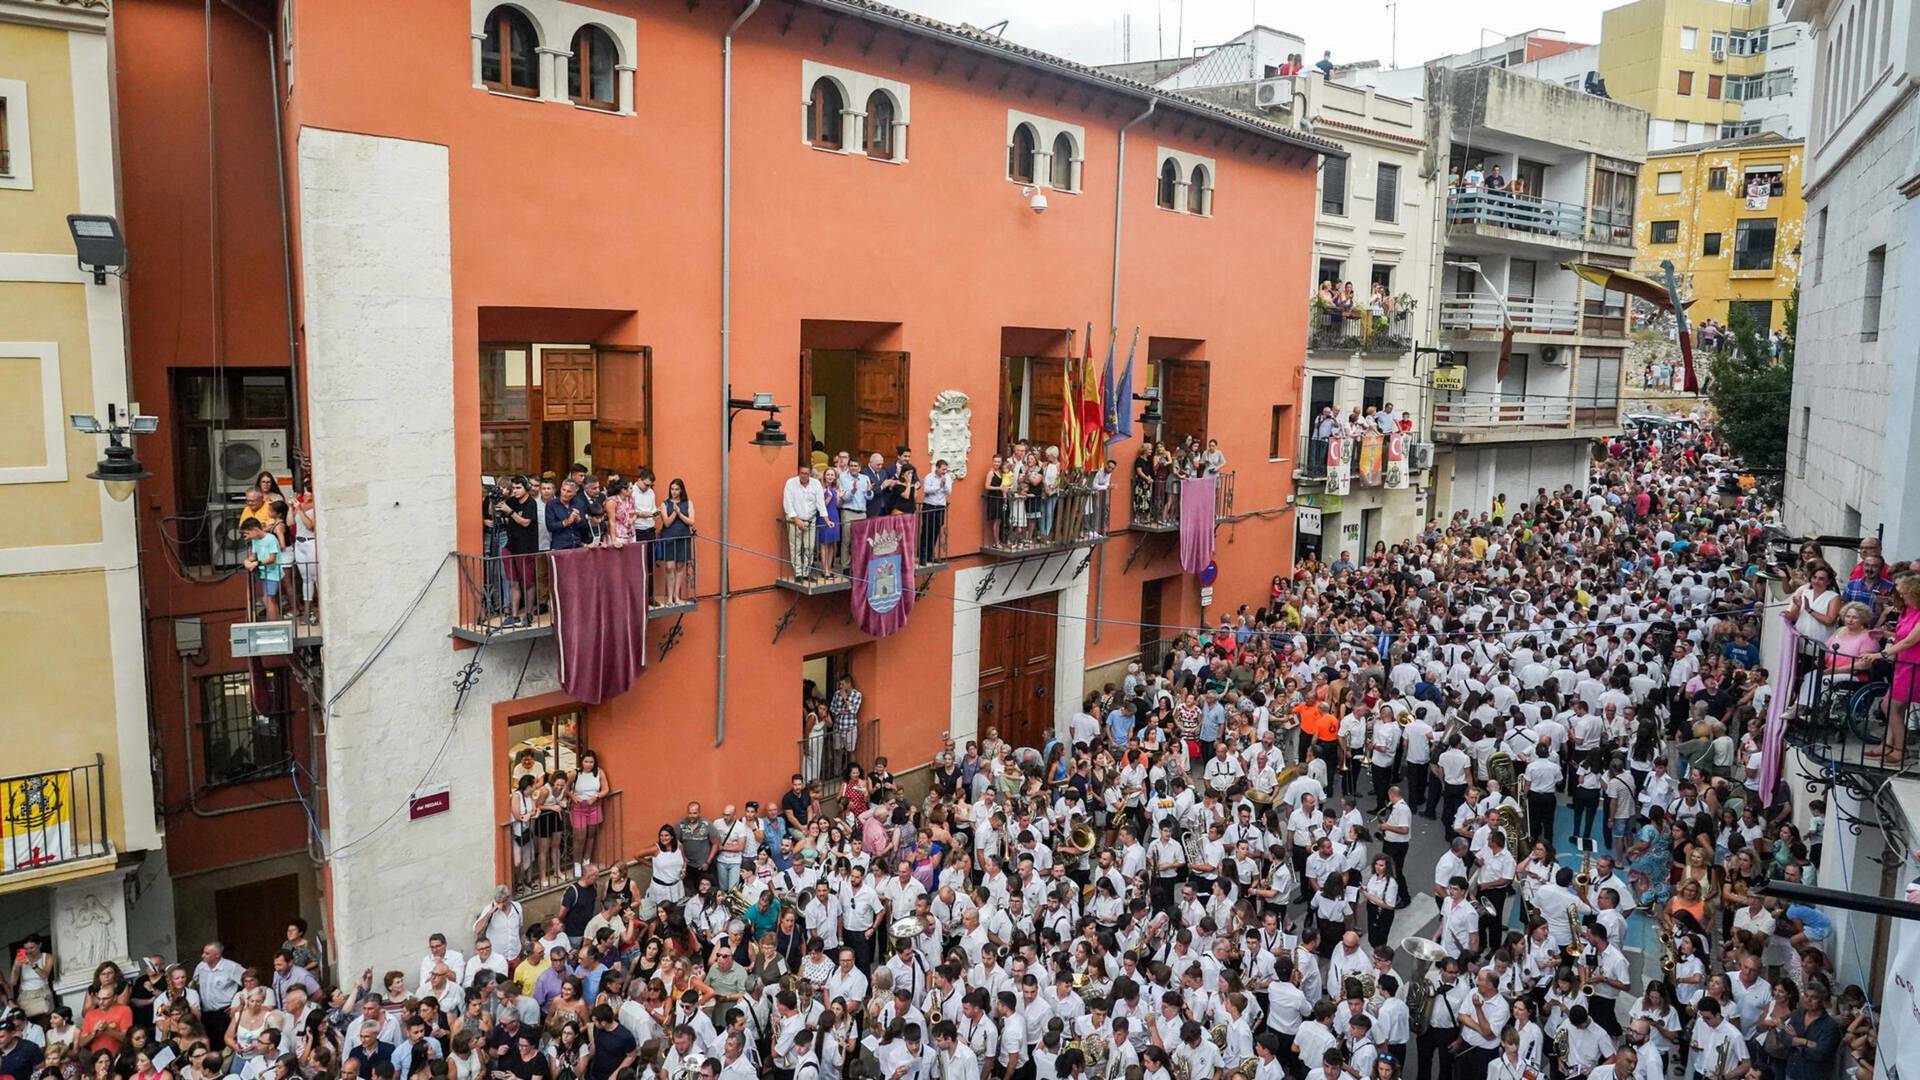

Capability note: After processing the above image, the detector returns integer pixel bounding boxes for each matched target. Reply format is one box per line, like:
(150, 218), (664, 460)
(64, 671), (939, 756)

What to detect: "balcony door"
(799, 349), (910, 467)
(997, 356), (1068, 453)
(1157, 359), (1211, 447)
(478, 344), (651, 481)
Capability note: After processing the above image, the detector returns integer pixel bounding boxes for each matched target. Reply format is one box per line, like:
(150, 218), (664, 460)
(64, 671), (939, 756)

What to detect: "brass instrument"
(1659, 928), (1678, 980)
(1565, 905), (1585, 960)
(1173, 1058), (1191, 1080)
(1401, 938), (1446, 1036)
(1498, 803), (1527, 841)
(1487, 750), (1516, 791)
(1554, 1027), (1571, 1074)
(889, 914), (927, 953)
(1069, 822), (1098, 854)
(1210, 1023), (1229, 1051)
(1230, 1060), (1258, 1080)
(722, 888), (749, 915)
(1273, 764), (1303, 791)
(1711, 1038), (1731, 1080)
(1184, 829), (1209, 868)
(1575, 852), (1594, 899)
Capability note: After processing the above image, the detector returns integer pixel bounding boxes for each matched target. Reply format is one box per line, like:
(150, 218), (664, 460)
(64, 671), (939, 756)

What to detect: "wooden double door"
(978, 592), (1058, 750)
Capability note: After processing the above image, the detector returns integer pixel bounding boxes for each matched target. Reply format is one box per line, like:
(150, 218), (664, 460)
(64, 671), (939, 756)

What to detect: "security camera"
(1021, 185), (1049, 215)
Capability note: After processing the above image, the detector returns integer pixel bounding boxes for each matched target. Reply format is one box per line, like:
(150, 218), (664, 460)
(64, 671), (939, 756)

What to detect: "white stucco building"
(1781, 0), (1919, 552)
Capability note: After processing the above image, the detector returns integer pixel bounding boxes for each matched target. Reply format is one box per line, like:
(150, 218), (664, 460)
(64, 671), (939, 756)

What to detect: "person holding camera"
(494, 478), (539, 627)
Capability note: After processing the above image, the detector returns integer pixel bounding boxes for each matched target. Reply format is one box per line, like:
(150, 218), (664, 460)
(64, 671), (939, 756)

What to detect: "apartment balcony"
(500, 789), (624, 899)
(1308, 304), (1415, 356)
(1446, 189), (1589, 253)
(1784, 638), (1919, 784)
(1129, 472), (1234, 534)
(1431, 398), (1578, 444)
(1, 756), (112, 882)
(1439, 295), (1582, 335)
(981, 488), (1112, 557)
(452, 541), (697, 644)
(245, 553), (323, 649)
(775, 505), (949, 595)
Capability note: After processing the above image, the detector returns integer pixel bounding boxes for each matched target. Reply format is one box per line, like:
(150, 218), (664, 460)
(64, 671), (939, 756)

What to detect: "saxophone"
(1554, 1026), (1571, 1074)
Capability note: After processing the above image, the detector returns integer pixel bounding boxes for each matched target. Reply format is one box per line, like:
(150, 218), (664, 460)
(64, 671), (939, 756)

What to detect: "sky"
(886, 0), (1618, 71)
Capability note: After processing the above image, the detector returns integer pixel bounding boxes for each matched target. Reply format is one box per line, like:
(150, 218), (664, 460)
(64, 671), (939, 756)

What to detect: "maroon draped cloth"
(1179, 475), (1217, 575)
(849, 513), (917, 637)
(549, 545), (649, 705)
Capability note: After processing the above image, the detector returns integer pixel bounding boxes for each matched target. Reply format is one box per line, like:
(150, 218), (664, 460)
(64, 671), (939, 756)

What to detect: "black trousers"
(1408, 762), (1432, 815)
(1456, 1045), (1496, 1080)
(1477, 886), (1511, 949)
(847, 927), (875, 972)
(1441, 782), (1467, 832)
(1528, 792), (1557, 846)
(1591, 998), (1623, 1038)
(1417, 1028), (1458, 1080)
(1570, 790), (1601, 847)
(1366, 898), (1396, 948)
(203, 1007), (233, 1055)
(1371, 762), (1397, 809)
(1384, 839), (1411, 897)
(919, 505), (946, 562)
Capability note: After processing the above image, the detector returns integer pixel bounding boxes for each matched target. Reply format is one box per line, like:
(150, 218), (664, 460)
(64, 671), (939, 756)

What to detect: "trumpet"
(1659, 928), (1678, 980)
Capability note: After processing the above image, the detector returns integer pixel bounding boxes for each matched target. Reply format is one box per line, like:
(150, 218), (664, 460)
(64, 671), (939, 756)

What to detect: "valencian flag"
(849, 513), (917, 637)
(1078, 323), (1105, 469)
(1566, 261), (1698, 392)
(1061, 329), (1084, 469)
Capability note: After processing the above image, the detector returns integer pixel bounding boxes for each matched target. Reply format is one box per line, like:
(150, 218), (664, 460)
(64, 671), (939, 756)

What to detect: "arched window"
(480, 6), (539, 96)
(568, 25), (618, 109)
(807, 78), (845, 149)
(1049, 132), (1077, 190)
(1188, 163), (1212, 215)
(1008, 123), (1038, 183)
(1157, 158), (1180, 209)
(865, 90), (898, 159)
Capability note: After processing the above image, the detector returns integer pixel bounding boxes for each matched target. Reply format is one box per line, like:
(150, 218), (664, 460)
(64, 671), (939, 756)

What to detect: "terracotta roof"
(797, 0), (1348, 159)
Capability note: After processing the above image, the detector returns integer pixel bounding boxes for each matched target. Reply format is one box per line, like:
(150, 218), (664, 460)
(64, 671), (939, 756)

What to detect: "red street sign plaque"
(409, 787), (450, 820)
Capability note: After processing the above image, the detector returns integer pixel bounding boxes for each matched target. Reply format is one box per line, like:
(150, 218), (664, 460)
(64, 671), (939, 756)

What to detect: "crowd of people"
(8, 420), (1897, 1080)
(237, 471), (319, 626)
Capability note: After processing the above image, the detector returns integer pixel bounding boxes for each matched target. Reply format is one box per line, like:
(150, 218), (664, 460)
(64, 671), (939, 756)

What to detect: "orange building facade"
(113, 0), (1329, 968)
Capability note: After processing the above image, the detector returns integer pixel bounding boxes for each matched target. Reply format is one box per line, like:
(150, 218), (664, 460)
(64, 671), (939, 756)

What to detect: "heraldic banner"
(850, 512), (918, 637)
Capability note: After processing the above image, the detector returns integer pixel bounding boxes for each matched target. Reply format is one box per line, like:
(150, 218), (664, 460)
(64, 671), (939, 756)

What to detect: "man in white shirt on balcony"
(781, 463), (829, 581)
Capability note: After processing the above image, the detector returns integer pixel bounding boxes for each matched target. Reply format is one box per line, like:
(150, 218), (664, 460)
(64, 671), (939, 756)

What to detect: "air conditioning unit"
(1409, 442), (1435, 470)
(1711, 49), (1726, 61)
(208, 504), (252, 568)
(208, 428), (289, 496)
(1254, 77), (1295, 109)
(1540, 345), (1570, 366)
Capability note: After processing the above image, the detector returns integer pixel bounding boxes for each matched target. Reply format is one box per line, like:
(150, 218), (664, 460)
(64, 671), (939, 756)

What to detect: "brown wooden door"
(593, 345), (651, 478)
(854, 350), (909, 459)
(797, 349), (815, 466)
(1026, 358), (1067, 452)
(1158, 358), (1210, 446)
(215, 873), (301, 970)
(541, 349), (598, 421)
(1139, 577), (1163, 661)
(977, 592), (1059, 749)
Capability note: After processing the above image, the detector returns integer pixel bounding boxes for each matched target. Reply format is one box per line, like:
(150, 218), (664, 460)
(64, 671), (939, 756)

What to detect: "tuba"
(1184, 829), (1209, 868)
(1070, 822), (1098, 853)
(1487, 750), (1516, 791)
(1401, 937), (1447, 1036)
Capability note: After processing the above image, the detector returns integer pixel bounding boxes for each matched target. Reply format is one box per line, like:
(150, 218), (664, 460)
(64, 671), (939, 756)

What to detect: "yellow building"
(1600, 0), (1802, 150)
(1633, 132), (1804, 331)
(1, 0), (166, 993)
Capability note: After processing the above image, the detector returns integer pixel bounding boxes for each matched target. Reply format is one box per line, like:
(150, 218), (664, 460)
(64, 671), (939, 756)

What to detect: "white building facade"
(1781, 0), (1919, 552)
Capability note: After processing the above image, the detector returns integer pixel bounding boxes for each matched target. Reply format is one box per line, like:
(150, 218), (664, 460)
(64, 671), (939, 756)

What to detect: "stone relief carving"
(927, 390), (972, 479)
(57, 889), (117, 974)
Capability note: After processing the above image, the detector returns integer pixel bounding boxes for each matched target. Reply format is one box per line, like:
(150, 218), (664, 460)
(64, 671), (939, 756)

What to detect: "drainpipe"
(716, 0), (763, 747)
(1091, 98), (1156, 647)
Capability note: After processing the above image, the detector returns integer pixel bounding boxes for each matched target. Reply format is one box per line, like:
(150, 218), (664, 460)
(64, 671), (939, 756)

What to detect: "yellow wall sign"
(2, 773), (76, 872)
(1431, 367), (1465, 391)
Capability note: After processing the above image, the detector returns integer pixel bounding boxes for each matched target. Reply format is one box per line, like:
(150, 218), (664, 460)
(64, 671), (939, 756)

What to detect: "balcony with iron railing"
(1439, 295), (1582, 335)
(1784, 637), (1920, 781)
(800, 716), (881, 795)
(981, 487), (1112, 558)
(1308, 303), (1415, 355)
(245, 549), (323, 648)
(776, 505), (949, 594)
(1446, 188), (1588, 245)
(500, 788), (624, 898)
(453, 536), (697, 643)
(1, 756), (112, 880)
(1129, 472), (1235, 533)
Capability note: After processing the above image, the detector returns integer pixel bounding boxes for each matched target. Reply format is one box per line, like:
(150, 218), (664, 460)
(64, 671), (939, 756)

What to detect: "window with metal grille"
(1375, 163), (1399, 223)
(1322, 154), (1347, 215)
(201, 670), (290, 786)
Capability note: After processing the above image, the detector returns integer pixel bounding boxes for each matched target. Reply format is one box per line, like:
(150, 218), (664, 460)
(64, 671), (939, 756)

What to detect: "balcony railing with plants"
(1307, 296), (1417, 355)
(1439, 295), (1582, 333)
(1447, 188), (1587, 241)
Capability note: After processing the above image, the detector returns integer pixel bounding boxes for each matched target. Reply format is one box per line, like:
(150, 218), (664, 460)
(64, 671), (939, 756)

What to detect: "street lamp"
(726, 386), (791, 448)
(67, 214), (127, 286)
(1133, 387), (1162, 429)
(70, 403), (156, 501)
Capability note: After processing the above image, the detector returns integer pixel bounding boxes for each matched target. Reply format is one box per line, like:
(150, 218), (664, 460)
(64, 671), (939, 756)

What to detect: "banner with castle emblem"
(1384, 431), (1410, 490)
(849, 513), (918, 637)
(1326, 434), (1352, 496)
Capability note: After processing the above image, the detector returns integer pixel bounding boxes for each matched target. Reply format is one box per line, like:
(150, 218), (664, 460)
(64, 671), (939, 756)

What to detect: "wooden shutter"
(591, 345), (651, 478)
(997, 357), (1020, 452)
(540, 349), (597, 421)
(798, 349), (815, 466)
(1159, 358), (1210, 446)
(854, 350), (909, 459)
(1026, 358), (1066, 451)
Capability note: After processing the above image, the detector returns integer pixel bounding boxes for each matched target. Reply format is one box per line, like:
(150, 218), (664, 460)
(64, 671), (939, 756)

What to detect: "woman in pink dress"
(1866, 575), (1920, 765)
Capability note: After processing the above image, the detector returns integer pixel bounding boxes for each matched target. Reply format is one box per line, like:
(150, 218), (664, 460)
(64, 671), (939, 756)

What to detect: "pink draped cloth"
(1179, 475), (1217, 576)
(1760, 623), (1799, 807)
(549, 545), (649, 705)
